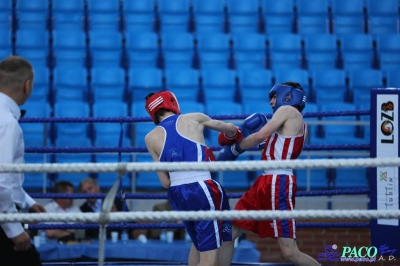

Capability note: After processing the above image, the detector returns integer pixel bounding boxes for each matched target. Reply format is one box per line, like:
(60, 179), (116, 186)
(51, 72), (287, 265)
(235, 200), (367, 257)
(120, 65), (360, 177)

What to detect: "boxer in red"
(218, 82), (320, 266)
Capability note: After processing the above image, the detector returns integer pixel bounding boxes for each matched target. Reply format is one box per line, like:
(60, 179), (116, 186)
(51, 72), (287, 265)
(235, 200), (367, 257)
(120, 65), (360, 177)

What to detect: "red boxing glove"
(218, 127), (243, 146)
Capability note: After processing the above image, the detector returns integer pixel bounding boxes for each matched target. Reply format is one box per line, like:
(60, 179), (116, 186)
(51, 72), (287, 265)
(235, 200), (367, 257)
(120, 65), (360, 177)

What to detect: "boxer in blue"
(144, 91), (241, 266)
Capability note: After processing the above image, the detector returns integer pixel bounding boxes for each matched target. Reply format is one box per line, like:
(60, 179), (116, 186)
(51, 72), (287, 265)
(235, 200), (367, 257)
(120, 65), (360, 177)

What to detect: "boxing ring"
(2, 88), (399, 265)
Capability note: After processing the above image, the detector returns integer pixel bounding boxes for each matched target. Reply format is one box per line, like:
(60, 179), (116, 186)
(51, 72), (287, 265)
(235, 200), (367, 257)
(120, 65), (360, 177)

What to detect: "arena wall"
(246, 225), (399, 266)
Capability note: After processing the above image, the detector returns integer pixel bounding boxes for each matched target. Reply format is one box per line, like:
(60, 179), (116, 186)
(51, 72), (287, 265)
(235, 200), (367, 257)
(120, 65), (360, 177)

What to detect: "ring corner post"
(370, 88), (400, 257)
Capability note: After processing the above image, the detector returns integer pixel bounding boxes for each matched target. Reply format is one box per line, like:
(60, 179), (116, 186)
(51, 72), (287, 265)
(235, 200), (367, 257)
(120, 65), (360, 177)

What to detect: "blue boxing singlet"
(158, 114), (232, 252)
(158, 114), (215, 186)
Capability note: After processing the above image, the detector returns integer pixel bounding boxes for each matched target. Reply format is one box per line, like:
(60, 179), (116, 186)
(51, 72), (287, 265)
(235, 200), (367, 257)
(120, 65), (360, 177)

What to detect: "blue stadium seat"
(365, 0), (399, 34)
(206, 101), (243, 116)
(165, 68), (200, 102)
(16, 29), (49, 50)
(196, 32), (231, 69)
(161, 32), (195, 69)
(52, 30), (86, 52)
(93, 100), (128, 118)
(20, 102), (51, 143)
(15, 30), (49, 69)
(92, 100), (130, 146)
(97, 171), (131, 190)
(23, 153), (50, 191)
(339, 34), (374, 70)
(89, 31), (123, 68)
(348, 69), (383, 107)
(311, 69), (348, 104)
(133, 122), (155, 147)
(93, 110), (131, 151)
(334, 155), (368, 188)
(94, 131), (131, 148)
(358, 104), (371, 143)
(125, 31), (159, 69)
(295, 168), (329, 190)
(319, 103), (363, 145)
(135, 154), (164, 190)
(273, 69), (312, 102)
(20, 100), (51, 118)
(131, 103), (150, 117)
(0, 49), (11, 60)
(331, 0), (365, 34)
(226, 0), (260, 33)
(122, 0), (156, 32)
(368, 17), (399, 35)
(238, 68), (272, 103)
(178, 101), (205, 113)
(53, 100), (90, 143)
(260, 0), (295, 34)
(217, 154), (251, 190)
(268, 34), (303, 69)
(201, 68), (237, 103)
(157, 0), (190, 32)
(55, 139), (93, 186)
(376, 34), (400, 71)
(386, 69), (400, 88)
(232, 33), (267, 69)
(53, 30), (87, 68)
(242, 100), (270, 115)
(302, 103), (319, 144)
(0, 0), (12, 30)
(16, 0), (49, 30)
(91, 67), (126, 102)
(295, 0), (330, 34)
(192, 0), (225, 33)
(52, 0), (85, 31)
(303, 34), (339, 70)
(0, 29), (11, 56)
(29, 66), (50, 102)
(128, 68), (163, 104)
(53, 67), (88, 102)
(87, 0), (121, 32)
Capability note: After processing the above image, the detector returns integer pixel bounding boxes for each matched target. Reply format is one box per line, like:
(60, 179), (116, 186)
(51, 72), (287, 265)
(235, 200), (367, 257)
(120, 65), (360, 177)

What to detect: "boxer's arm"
(145, 130), (170, 188)
(239, 107), (288, 151)
(243, 113), (268, 149)
(186, 112), (239, 138)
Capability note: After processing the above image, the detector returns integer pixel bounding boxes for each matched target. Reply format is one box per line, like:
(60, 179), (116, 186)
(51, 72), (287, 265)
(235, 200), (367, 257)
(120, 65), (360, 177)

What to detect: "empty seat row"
(7, 30), (400, 71)
(28, 66), (400, 108)
(3, 0), (399, 35)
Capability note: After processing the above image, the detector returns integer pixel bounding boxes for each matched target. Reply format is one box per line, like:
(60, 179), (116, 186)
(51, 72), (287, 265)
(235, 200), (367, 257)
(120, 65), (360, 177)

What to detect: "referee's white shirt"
(0, 92), (36, 238)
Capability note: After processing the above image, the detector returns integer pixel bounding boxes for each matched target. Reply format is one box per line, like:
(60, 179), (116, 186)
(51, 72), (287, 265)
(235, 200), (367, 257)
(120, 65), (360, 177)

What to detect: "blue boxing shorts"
(168, 179), (232, 252)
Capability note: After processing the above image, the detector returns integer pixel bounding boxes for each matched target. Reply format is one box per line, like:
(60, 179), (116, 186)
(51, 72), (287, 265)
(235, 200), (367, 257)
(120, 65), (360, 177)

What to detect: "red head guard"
(145, 91), (180, 124)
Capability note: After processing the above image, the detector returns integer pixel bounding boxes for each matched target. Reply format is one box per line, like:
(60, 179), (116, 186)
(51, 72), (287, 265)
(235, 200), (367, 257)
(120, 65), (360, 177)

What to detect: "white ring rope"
(8, 210), (400, 225)
(0, 157), (399, 173)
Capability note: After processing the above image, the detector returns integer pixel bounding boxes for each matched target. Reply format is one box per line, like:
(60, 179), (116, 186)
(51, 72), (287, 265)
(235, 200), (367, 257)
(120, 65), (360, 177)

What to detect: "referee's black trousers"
(0, 227), (42, 266)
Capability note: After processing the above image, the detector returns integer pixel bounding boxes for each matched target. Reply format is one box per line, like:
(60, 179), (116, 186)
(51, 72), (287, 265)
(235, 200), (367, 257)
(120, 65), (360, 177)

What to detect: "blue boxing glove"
(243, 113), (268, 150)
(216, 142), (245, 161)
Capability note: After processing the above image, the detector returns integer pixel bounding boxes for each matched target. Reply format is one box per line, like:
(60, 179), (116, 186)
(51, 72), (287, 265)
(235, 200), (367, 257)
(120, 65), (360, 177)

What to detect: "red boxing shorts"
(233, 172), (297, 239)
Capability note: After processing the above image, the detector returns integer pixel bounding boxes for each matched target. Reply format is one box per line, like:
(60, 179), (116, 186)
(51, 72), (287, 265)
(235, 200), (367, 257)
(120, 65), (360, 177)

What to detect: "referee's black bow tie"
(20, 109), (26, 118)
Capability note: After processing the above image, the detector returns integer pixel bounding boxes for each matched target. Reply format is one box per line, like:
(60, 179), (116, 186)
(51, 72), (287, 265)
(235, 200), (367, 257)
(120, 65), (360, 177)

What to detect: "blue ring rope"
(26, 222), (370, 230)
(19, 110), (370, 124)
(25, 144), (370, 154)
(28, 188), (369, 200)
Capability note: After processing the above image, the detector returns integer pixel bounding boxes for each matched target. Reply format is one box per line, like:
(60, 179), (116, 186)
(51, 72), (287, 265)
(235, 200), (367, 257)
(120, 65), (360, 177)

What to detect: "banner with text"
(370, 88), (400, 257)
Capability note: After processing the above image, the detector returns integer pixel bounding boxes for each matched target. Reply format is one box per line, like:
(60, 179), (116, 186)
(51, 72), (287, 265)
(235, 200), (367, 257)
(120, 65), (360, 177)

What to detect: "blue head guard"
(269, 84), (306, 113)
